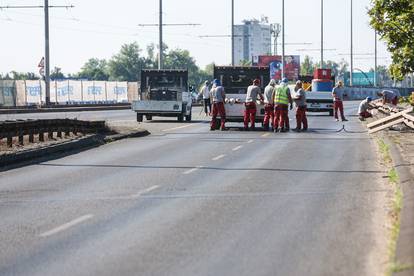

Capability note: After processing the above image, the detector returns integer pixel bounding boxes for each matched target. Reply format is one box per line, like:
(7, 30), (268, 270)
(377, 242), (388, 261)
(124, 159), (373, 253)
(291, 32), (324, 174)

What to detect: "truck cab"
(299, 71), (334, 116)
(132, 69), (192, 122)
(213, 66), (270, 123)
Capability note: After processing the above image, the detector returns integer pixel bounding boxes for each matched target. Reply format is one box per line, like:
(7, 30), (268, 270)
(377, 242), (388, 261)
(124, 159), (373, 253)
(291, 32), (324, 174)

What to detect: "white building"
(234, 19), (272, 65)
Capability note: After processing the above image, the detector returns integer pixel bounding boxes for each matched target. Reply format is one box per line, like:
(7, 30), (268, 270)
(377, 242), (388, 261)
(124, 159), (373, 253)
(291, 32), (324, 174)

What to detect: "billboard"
(255, 55), (300, 81)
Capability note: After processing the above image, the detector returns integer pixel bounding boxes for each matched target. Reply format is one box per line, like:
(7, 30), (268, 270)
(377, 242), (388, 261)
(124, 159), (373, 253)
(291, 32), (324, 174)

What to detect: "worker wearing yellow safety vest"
(273, 78), (293, 133)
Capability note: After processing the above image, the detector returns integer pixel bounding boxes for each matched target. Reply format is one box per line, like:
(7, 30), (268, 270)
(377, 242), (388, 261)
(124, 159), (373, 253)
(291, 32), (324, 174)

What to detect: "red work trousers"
(211, 102), (226, 129)
(359, 111), (372, 118)
(392, 97), (399, 105)
(263, 104), (274, 129)
(244, 102), (257, 129)
(273, 104), (289, 130)
(296, 106), (308, 130)
(334, 100), (346, 120)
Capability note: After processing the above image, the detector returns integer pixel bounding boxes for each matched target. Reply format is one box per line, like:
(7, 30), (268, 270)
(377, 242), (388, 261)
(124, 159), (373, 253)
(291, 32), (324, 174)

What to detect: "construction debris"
(366, 101), (414, 134)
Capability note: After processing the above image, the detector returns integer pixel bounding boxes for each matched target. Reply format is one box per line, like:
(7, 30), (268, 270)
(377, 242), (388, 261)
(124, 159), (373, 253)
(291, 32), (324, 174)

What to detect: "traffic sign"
(38, 57), (45, 68)
(39, 67), (45, 76)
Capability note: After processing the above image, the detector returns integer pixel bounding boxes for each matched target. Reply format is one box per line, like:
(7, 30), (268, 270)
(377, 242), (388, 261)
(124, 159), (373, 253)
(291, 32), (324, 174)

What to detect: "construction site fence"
(343, 86), (413, 100)
(0, 80), (139, 107)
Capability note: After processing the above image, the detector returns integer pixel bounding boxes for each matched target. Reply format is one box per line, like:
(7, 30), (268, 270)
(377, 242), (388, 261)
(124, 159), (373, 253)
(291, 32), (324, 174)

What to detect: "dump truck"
(213, 66), (270, 123)
(132, 69), (192, 122)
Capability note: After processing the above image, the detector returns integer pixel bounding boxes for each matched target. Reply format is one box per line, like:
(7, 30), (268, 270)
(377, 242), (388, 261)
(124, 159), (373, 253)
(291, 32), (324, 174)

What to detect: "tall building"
(234, 18), (272, 66)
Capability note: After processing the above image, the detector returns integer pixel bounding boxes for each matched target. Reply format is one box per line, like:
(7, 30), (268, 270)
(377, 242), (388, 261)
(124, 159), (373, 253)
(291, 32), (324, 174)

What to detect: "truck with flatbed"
(213, 66), (270, 123)
(132, 69), (192, 122)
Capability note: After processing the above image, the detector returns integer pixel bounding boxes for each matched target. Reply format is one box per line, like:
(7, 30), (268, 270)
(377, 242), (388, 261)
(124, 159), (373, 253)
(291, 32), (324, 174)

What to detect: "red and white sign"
(38, 57), (45, 68)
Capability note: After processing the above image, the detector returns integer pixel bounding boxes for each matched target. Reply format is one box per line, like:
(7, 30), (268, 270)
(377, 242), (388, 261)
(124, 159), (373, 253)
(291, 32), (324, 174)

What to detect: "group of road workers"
(198, 78), (401, 131)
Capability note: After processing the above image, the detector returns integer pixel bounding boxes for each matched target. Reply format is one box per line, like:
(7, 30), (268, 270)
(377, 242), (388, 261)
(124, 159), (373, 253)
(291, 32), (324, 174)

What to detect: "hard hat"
(282, 78), (288, 84)
(367, 96), (373, 102)
(269, 79), (276, 86)
(205, 80), (210, 85)
(213, 79), (221, 86)
(253, 78), (260, 85)
(296, 80), (303, 85)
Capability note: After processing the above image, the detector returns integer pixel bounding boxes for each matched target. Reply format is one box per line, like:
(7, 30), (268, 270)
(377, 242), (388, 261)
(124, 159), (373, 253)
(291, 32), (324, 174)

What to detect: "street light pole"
(282, 0), (285, 79)
(158, 0), (163, 69)
(374, 30), (378, 87)
(320, 0), (324, 68)
(231, 0), (234, 66)
(44, 0), (50, 105)
(350, 0), (354, 86)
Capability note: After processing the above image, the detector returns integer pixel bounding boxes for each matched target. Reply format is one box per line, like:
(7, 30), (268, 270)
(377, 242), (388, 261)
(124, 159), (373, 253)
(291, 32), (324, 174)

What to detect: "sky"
(0, 0), (391, 75)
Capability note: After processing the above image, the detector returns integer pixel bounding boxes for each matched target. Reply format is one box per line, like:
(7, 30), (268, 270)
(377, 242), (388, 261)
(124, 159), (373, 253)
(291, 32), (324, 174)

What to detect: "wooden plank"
(368, 117), (405, 134)
(403, 119), (414, 129)
(367, 107), (413, 128)
(402, 113), (414, 122)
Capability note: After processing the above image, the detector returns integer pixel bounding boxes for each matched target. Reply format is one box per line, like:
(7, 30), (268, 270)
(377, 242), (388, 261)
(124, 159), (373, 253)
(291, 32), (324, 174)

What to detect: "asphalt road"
(0, 103), (391, 276)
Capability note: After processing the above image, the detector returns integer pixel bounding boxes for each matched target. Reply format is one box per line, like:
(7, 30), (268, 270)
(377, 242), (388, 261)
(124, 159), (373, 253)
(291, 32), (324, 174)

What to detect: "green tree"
(108, 42), (145, 81)
(9, 71), (38, 80)
(301, 55), (314, 75)
(369, 0), (414, 80)
(239, 60), (252, 66)
(50, 67), (65, 80)
(77, 58), (109, 80)
(164, 48), (201, 86)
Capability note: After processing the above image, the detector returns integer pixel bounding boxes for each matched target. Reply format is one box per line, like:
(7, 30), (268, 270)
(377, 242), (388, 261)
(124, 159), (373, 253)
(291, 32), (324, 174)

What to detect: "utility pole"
(374, 30), (378, 87)
(44, 0), (51, 105)
(271, 23), (281, 56)
(350, 0), (354, 86)
(159, 0), (163, 69)
(138, 0), (199, 70)
(0, 2), (74, 106)
(320, 0), (324, 68)
(231, 0), (235, 66)
(282, 0), (285, 79)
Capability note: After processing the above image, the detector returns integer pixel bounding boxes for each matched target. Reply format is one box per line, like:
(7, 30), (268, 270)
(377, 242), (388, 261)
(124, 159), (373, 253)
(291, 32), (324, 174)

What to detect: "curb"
(0, 105), (131, 114)
(384, 135), (414, 275)
(0, 130), (150, 171)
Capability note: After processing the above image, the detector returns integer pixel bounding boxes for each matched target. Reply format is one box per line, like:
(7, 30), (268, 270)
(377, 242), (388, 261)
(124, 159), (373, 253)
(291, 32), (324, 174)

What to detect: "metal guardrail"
(0, 119), (106, 147)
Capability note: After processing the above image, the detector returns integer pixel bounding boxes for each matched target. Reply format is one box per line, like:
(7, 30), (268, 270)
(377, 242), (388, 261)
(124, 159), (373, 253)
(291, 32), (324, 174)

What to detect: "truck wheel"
(146, 115), (152, 121)
(137, 114), (143, 122)
(185, 112), (192, 122)
(177, 114), (184, 122)
(329, 110), (334, 116)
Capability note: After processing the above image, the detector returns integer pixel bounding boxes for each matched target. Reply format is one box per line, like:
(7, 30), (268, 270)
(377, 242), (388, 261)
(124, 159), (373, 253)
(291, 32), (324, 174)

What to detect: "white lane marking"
(212, 154), (226, 161)
(183, 166), (203, 175)
(162, 124), (195, 132)
(129, 185), (160, 199)
(247, 140), (254, 144)
(261, 133), (270, 137)
(40, 214), (94, 238)
(232, 145), (243, 151)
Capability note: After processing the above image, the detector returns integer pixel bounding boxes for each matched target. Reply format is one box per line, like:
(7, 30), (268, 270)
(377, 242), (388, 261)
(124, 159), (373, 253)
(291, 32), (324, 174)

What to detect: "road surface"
(0, 103), (391, 276)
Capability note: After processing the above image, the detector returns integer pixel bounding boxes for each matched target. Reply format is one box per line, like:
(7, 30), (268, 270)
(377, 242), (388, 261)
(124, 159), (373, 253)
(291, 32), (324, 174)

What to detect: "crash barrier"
(0, 80), (140, 107)
(366, 103), (414, 134)
(0, 119), (106, 147)
(343, 86), (412, 101)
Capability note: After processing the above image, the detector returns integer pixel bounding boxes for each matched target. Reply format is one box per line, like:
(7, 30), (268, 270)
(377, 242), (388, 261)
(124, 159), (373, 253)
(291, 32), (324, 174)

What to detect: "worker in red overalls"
(332, 81), (348, 122)
(244, 79), (263, 131)
(263, 79), (276, 131)
(293, 80), (308, 132)
(210, 79), (226, 131)
(273, 78), (293, 133)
